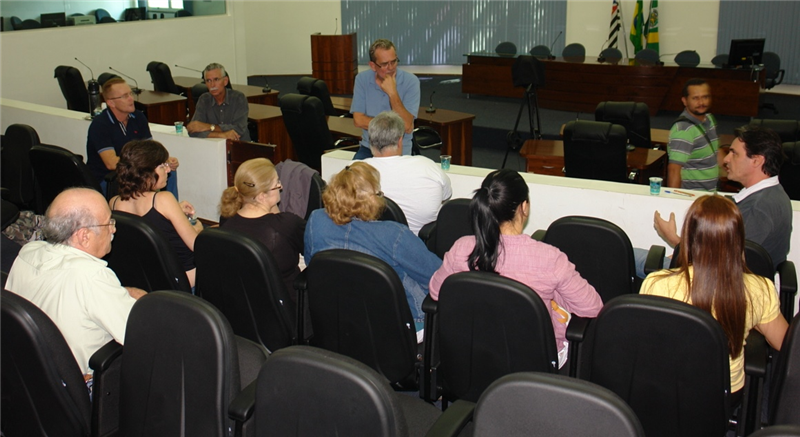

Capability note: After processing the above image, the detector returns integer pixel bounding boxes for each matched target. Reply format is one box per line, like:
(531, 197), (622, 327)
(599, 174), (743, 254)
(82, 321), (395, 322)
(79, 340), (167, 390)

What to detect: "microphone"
(597, 38), (613, 62)
(109, 67), (142, 94)
(74, 57), (95, 80)
(262, 77), (271, 93)
(426, 91), (436, 114)
(174, 64), (204, 79)
(548, 31), (563, 60)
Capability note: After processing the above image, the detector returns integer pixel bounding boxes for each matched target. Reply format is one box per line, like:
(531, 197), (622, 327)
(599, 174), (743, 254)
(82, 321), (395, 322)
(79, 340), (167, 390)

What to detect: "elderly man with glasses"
(351, 39), (420, 159)
(186, 62), (250, 141)
(6, 188), (146, 385)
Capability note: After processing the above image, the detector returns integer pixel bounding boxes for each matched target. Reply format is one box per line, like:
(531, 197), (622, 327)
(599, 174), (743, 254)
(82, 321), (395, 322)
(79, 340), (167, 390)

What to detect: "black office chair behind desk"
(761, 52), (786, 114)
(146, 61), (184, 96)
(563, 120), (631, 183)
(595, 101), (652, 149)
(296, 76), (338, 116)
(54, 65), (91, 113)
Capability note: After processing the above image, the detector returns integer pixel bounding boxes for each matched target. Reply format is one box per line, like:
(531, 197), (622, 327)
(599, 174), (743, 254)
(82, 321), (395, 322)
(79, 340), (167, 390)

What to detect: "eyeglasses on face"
(86, 218), (116, 229)
(204, 76), (225, 84)
(373, 58), (399, 70)
(107, 92), (134, 101)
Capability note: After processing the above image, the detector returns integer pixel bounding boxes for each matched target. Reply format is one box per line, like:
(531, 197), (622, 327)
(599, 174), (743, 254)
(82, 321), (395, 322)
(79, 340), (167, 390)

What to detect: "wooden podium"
(311, 33), (357, 95)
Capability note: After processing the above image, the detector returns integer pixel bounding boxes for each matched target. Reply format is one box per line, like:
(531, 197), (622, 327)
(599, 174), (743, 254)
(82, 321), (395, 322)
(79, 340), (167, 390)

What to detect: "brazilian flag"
(644, 0), (659, 54)
(630, 0), (644, 53)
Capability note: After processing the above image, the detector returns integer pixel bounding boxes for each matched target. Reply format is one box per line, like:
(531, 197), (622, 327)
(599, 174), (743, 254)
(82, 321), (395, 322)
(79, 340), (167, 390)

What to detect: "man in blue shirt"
(351, 39), (420, 159)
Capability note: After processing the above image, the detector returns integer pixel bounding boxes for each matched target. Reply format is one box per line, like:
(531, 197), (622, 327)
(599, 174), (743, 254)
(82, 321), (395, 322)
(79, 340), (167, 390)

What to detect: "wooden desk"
(329, 96), (475, 166)
(326, 115), (362, 138)
(133, 90), (187, 125)
(519, 139), (667, 184)
(462, 55), (764, 117)
(226, 139), (276, 186)
(174, 76), (279, 117)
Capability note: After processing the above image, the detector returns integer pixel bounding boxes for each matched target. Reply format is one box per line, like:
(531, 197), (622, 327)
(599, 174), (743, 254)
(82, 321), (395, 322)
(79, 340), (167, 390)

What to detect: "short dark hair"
(682, 78), (708, 97)
(734, 124), (785, 176)
(116, 140), (170, 200)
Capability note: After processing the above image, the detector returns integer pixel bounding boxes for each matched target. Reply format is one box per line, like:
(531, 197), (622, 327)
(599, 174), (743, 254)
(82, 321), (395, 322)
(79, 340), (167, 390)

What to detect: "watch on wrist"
(210, 124), (216, 132)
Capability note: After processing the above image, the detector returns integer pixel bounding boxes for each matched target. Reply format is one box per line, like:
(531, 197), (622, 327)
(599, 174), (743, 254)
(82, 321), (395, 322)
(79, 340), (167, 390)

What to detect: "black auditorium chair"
(54, 65), (91, 113)
(562, 43), (586, 60)
(295, 249), (420, 390)
(253, 346), (441, 436)
(634, 48), (660, 65)
(761, 52), (785, 114)
(191, 83), (209, 102)
(1, 289), (123, 437)
(296, 76), (338, 116)
(780, 142), (800, 201)
(422, 272), (559, 406)
(146, 61), (184, 96)
(379, 196), (408, 226)
(427, 372), (645, 437)
(1, 124), (40, 211)
(563, 120), (629, 183)
(279, 93), (359, 172)
(97, 72), (120, 86)
(104, 211), (192, 293)
(768, 313), (800, 427)
(599, 47), (623, 62)
(418, 198), (472, 259)
(29, 144), (101, 214)
(494, 41), (517, 56)
(118, 291), (268, 436)
(194, 228), (296, 354)
(595, 101), (652, 148)
(568, 294), (750, 437)
(529, 45), (551, 59)
(674, 50), (701, 67)
(411, 126), (443, 158)
(749, 119), (800, 144)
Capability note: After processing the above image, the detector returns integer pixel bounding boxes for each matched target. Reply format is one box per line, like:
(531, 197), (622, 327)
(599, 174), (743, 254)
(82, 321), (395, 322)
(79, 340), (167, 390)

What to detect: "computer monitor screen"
(41, 12), (66, 28)
(728, 38), (765, 68)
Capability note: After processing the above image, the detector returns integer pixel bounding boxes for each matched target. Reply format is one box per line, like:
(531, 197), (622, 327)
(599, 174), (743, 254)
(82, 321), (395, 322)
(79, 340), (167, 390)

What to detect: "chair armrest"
(741, 330), (769, 436)
(775, 69), (785, 86)
(777, 260), (797, 322)
(531, 229), (546, 241)
(419, 221), (436, 244)
(644, 244), (667, 276)
(421, 295), (440, 402)
(294, 270), (308, 342)
(425, 400), (476, 437)
(229, 380), (257, 437)
(566, 316), (594, 378)
(422, 294), (439, 315)
(89, 340), (123, 372)
(745, 331), (768, 378)
(90, 340), (123, 437)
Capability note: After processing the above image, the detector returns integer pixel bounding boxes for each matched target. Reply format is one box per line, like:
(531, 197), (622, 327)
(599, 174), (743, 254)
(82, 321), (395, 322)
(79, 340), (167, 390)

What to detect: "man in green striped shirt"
(666, 78), (723, 191)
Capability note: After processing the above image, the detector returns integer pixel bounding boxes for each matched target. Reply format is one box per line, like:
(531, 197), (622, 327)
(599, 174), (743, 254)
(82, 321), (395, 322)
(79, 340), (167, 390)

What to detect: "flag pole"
(617, 0), (631, 60)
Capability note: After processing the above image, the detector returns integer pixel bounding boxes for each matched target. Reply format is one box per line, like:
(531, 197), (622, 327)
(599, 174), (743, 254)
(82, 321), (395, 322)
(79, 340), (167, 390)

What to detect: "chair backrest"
(600, 47), (623, 62)
(587, 294), (731, 437)
(427, 198), (472, 259)
(563, 120), (628, 183)
(634, 48), (660, 65)
(97, 72), (120, 86)
(10, 16), (23, 30)
(511, 55), (545, 88)
(437, 271), (559, 403)
(104, 211), (192, 293)
(146, 61), (182, 95)
(472, 372), (645, 437)
(749, 119), (800, 144)
(194, 228), (296, 353)
(54, 65), (90, 113)
(98, 16), (116, 23)
(2, 199), (20, 230)
(95, 8), (111, 21)
(529, 44), (551, 59)
(780, 142), (800, 201)
(412, 126), (443, 156)
(769, 312), (800, 427)
(595, 101), (652, 148)
(279, 93), (332, 172)
(711, 53), (729, 67)
(1, 289), (92, 436)
(191, 82), (209, 102)
(379, 196), (408, 226)
(670, 239), (774, 278)
(562, 42), (586, 59)
(751, 426), (800, 437)
(256, 346), (418, 436)
(29, 143), (102, 214)
(674, 50), (701, 67)
(303, 249), (418, 388)
(540, 215), (637, 302)
(21, 19), (41, 29)
(762, 52), (783, 81)
(495, 41), (517, 55)
(120, 290), (266, 436)
(1, 124), (40, 209)
(296, 76), (338, 116)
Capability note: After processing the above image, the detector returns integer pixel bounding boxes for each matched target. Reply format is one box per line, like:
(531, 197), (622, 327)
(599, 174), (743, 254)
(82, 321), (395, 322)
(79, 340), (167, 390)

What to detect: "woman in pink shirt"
(428, 169), (603, 368)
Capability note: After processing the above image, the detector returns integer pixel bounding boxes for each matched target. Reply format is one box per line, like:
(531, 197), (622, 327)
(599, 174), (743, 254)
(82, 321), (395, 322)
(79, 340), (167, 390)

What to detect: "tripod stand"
(503, 56), (545, 169)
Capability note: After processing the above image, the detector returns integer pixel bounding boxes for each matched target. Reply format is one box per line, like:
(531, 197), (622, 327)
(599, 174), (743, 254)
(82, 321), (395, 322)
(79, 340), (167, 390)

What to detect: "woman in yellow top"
(641, 195), (788, 398)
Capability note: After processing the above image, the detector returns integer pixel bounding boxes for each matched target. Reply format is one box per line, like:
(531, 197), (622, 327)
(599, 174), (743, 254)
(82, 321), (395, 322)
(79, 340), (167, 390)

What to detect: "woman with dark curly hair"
(109, 140), (203, 287)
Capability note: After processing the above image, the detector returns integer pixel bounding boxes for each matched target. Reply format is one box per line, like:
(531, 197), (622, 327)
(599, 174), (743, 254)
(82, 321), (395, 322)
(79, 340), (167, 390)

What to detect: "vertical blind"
(341, 1), (568, 65)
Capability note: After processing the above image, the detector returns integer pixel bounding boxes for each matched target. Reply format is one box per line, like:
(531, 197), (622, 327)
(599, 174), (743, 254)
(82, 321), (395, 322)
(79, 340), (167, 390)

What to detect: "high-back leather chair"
(562, 43), (586, 60)
(423, 271), (558, 405)
(255, 346), (441, 436)
(634, 48), (660, 65)
(119, 291), (268, 436)
(600, 47), (623, 62)
(418, 198), (472, 259)
(780, 142), (800, 201)
(54, 65), (91, 113)
(768, 313), (800, 427)
(379, 196), (408, 226)
(494, 41), (517, 56)
(761, 52), (786, 113)
(563, 120), (628, 183)
(29, 143), (101, 214)
(97, 72), (120, 86)
(595, 101), (652, 148)
(194, 228), (296, 353)
(529, 44), (551, 59)
(411, 126), (443, 157)
(146, 61), (184, 96)
(296, 76), (338, 116)
(1, 124), (40, 210)
(749, 119), (800, 144)
(675, 50), (701, 67)
(104, 211), (192, 293)
(711, 54), (729, 67)
(296, 249), (420, 390)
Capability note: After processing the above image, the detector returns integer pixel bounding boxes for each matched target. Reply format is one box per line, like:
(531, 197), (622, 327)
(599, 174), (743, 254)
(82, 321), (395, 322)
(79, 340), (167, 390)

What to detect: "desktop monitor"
(727, 38), (765, 68)
(41, 12), (66, 28)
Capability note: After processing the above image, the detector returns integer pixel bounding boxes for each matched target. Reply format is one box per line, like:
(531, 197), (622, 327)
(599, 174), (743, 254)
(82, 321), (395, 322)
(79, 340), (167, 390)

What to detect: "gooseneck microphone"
(74, 57), (95, 80)
(109, 67), (142, 94)
(548, 31), (563, 60)
(426, 91), (436, 114)
(262, 77), (272, 93)
(174, 64), (204, 77)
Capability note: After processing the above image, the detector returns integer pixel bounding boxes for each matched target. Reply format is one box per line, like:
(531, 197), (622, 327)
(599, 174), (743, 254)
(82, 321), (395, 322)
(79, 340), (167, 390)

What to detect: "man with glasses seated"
(351, 39), (420, 160)
(6, 188), (146, 389)
(186, 62), (250, 141)
(86, 77), (180, 199)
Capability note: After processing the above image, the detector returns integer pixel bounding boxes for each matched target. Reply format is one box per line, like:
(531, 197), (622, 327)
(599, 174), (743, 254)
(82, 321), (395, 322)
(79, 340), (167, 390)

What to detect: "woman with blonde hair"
(304, 162), (441, 335)
(641, 195), (788, 399)
(219, 158), (305, 295)
(110, 140), (202, 287)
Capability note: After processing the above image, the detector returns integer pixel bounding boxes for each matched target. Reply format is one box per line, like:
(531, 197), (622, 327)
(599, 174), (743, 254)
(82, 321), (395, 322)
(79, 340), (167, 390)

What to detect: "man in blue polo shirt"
(86, 78), (179, 197)
(351, 39), (420, 160)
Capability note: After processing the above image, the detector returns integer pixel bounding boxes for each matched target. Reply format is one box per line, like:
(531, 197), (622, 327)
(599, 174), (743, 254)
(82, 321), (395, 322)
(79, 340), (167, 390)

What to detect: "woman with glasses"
(109, 140), (202, 287)
(219, 158), (305, 296)
(304, 162), (442, 338)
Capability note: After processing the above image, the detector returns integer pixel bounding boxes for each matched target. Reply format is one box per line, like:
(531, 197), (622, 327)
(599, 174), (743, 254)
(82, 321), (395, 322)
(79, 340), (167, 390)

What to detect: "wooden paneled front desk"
(133, 90), (186, 125)
(462, 54), (764, 117)
(519, 139), (667, 184)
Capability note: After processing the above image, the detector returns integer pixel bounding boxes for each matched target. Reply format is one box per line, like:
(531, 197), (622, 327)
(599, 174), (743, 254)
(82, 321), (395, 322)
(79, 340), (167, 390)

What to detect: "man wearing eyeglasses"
(86, 77), (180, 198)
(7, 188), (146, 381)
(351, 39), (420, 160)
(186, 63), (250, 141)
